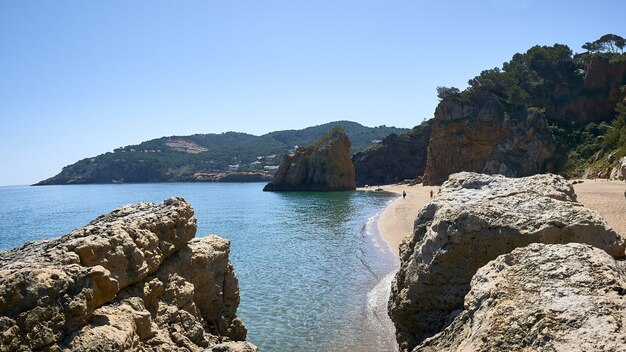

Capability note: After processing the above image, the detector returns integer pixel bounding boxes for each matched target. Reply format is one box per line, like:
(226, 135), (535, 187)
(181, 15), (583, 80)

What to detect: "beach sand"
(573, 179), (626, 237)
(359, 184), (439, 256)
(369, 179), (626, 257)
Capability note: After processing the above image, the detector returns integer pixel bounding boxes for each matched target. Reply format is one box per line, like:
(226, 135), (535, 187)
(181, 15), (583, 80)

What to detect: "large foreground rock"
(263, 126), (356, 191)
(417, 243), (626, 352)
(0, 197), (256, 352)
(389, 172), (625, 351)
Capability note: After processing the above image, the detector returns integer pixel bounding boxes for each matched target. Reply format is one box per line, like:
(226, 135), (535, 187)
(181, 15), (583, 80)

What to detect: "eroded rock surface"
(389, 172), (625, 351)
(263, 126), (356, 191)
(417, 243), (626, 352)
(0, 197), (256, 352)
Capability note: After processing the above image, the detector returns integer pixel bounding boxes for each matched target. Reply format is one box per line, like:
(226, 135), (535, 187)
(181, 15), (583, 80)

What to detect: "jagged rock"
(416, 243), (626, 352)
(352, 120), (432, 186)
(389, 172), (625, 351)
(0, 197), (256, 352)
(610, 156), (626, 181)
(263, 126), (356, 191)
(423, 101), (556, 185)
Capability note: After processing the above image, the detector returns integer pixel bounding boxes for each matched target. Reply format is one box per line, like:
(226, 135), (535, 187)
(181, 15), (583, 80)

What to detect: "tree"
(436, 86), (461, 100)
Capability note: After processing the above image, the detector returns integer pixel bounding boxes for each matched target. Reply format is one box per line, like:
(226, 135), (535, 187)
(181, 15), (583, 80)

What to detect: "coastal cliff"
(422, 45), (626, 185)
(263, 127), (356, 191)
(389, 172), (625, 351)
(352, 119), (432, 186)
(0, 198), (257, 352)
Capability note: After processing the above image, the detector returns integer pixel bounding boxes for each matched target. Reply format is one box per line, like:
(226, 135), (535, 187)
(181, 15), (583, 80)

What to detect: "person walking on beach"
(402, 191), (406, 199)
(430, 190), (434, 198)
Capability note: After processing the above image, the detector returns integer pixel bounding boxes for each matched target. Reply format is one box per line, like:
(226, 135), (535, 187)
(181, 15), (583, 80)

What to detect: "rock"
(0, 197), (256, 352)
(263, 126), (356, 191)
(389, 172), (625, 351)
(610, 156), (626, 181)
(352, 120), (432, 186)
(423, 101), (556, 185)
(416, 243), (626, 352)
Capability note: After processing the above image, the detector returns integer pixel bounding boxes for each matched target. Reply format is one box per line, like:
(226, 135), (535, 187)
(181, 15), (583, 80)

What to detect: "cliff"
(389, 172), (625, 351)
(0, 198), (257, 352)
(352, 119), (432, 186)
(263, 127), (356, 191)
(423, 101), (556, 185)
(423, 48), (626, 185)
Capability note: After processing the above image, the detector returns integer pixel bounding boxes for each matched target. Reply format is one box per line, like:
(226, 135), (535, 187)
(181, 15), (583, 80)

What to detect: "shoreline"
(359, 183), (439, 256)
(365, 179), (626, 256)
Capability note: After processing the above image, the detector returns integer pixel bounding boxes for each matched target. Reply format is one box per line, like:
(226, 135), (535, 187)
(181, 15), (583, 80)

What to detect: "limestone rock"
(389, 172), (625, 351)
(416, 243), (626, 352)
(0, 197), (256, 352)
(352, 119), (432, 186)
(263, 126), (356, 191)
(610, 156), (626, 181)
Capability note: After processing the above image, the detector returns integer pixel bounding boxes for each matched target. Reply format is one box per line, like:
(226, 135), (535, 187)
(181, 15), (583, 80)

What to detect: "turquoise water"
(0, 183), (399, 351)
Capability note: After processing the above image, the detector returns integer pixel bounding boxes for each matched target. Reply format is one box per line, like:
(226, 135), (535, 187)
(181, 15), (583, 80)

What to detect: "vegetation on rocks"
(425, 34), (626, 183)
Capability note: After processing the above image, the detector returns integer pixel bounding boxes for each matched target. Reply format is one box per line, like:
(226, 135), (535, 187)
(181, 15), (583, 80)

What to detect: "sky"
(1, 0), (625, 186)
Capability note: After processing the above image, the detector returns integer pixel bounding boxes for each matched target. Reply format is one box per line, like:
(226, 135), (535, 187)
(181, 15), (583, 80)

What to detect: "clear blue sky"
(1, 0), (624, 185)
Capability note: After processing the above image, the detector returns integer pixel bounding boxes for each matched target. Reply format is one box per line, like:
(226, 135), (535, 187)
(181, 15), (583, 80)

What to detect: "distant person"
(402, 191), (406, 199)
(430, 190), (434, 198)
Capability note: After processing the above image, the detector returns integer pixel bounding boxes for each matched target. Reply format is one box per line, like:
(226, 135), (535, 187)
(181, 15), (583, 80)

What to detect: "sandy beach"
(573, 179), (626, 237)
(359, 184), (438, 256)
(369, 179), (626, 257)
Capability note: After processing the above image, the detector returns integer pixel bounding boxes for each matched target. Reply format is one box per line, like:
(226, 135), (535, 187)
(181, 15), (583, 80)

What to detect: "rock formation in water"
(0, 197), (257, 352)
(352, 120), (432, 186)
(416, 243), (626, 352)
(389, 172), (625, 351)
(263, 126), (356, 191)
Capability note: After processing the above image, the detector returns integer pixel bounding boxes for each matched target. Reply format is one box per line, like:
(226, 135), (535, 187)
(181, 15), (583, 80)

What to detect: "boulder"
(610, 156), (626, 181)
(389, 172), (625, 351)
(416, 243), (626, 352)
(263, 126), (356, 191)
(0, 197), (256, 352)
(352, 120), (432, 186)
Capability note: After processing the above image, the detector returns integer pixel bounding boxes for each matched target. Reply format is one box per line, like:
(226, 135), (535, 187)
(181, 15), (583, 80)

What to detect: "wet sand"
(359, 184), (438, 256)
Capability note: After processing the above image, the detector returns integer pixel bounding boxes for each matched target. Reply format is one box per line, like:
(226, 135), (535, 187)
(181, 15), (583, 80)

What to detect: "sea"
(0, 182), (399, 351)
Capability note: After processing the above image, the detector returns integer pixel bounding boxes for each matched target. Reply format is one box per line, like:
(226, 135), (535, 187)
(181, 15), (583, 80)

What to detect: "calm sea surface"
(0, 182), (399, 351)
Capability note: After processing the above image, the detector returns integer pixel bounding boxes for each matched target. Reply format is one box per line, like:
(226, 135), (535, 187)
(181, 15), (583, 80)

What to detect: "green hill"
(36, 121), (408, 185)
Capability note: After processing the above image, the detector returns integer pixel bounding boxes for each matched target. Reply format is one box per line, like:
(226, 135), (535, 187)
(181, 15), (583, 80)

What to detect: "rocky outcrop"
(610, 156), (626, 180)
(416, 243), (626, 352)
(389, 172), (625, 351)
(0, 198), (256, 352)
(423, 100), (556, 185)
(263, 127), (356, 191)
(352, 120), (432, 186)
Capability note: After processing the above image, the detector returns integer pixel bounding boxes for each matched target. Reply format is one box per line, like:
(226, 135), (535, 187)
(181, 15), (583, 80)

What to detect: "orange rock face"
(263, 127), (356, 191)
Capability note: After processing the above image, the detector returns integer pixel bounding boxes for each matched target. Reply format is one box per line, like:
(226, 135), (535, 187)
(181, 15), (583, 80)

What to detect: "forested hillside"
(36, 121), (407, 184)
